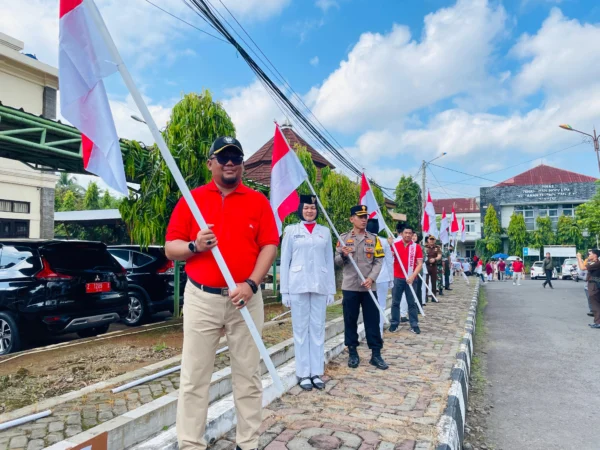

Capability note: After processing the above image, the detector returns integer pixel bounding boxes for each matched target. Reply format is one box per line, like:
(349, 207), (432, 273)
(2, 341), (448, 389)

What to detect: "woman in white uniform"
(366, 219), (393, 333)
(281, 195), (336, 391)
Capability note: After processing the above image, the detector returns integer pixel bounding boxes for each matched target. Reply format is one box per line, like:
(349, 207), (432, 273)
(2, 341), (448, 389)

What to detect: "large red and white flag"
(450, 205), (460, 234)
(439, 208), (449, 244)
(460, 217), (466, 242)
(360, 174), (386, 232)
(421, 191), (438, 238)
(270, 125), (308, 235)
(59, 0), (128, 195)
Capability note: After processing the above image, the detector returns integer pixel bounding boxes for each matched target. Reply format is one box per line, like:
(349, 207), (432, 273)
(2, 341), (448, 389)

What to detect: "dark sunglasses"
(212, 153), (243, 165)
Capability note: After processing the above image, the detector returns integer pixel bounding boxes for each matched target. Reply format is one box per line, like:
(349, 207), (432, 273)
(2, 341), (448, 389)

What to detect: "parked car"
(0, 240), (129, 355)
(530, 261), (558, 280)
(107, 245), (186, 326)
(560, 258), (578, 280)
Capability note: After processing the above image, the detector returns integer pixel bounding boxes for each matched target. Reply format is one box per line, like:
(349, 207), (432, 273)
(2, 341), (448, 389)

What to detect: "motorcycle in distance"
(570, 264), (581, 282)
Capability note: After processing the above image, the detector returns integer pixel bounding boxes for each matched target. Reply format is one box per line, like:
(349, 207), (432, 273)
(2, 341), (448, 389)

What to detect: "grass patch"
(152, 342), (168, 353)
(471, 289), (488, 391)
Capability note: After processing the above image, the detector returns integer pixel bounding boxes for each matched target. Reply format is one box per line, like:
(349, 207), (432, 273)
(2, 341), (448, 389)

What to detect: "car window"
(563, 259), (577, 265)
(0, 245), (39, 278)
(41, 243), (122, 271)
(533, 262), (543, 267)
(132, 251), (154, 268)
(108, 249), (132, 269)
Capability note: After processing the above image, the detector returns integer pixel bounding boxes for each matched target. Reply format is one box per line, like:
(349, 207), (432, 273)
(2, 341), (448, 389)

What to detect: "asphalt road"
(484, 279), (600, 450)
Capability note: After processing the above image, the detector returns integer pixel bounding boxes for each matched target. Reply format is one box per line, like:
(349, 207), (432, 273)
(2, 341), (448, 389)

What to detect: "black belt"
(189, 277), (229, 296)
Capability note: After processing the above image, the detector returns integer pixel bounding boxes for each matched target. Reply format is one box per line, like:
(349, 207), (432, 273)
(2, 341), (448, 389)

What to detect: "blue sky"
(4, 0), (600, 199)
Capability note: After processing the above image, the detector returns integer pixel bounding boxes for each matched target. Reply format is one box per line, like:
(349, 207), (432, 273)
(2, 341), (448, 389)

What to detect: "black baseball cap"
(209, 136), (243, 157)
(350, 205), (369, 217)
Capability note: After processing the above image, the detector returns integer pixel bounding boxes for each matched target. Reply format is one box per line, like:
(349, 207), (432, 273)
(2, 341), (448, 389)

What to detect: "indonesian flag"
(460, 217), (466, 242)
(421, 191), (438, 238)
(439, 208), (449, 244)
(360, 174), (386, 232)
(59, 0), (128, 195)
(270, 125), (308, 235)
(450, 205), (460, 234)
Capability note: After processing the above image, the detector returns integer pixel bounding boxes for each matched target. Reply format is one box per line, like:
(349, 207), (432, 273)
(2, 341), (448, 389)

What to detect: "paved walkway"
(212, 280), (475, 450)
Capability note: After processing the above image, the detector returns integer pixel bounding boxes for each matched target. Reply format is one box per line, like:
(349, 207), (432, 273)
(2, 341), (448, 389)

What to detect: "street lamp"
(131, 114), (146, 124)
(559, 124), (600, 174)
(421, 152), (447, 204)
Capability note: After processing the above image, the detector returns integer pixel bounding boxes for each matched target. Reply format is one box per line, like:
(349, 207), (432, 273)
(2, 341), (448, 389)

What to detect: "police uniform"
(424, 241), (442, 299)
(280, 195), (335, 390)
(335, 205), (387, 370)
(366, 218), (394, 333)
(436, 244), (444, 296)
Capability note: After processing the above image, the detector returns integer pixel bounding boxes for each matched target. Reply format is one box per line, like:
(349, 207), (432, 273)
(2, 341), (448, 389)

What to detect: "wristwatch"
(188, 241), (197, 253)
(245, 278), (258, 294)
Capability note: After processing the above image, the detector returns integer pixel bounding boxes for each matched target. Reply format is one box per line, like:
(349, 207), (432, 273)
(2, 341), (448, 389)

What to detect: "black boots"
(369, 352), (389, 370)
(348, 346), (360, 368)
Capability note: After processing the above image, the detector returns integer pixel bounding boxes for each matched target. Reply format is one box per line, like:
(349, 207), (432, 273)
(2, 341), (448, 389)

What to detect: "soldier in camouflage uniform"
(437, 242), (445, 296)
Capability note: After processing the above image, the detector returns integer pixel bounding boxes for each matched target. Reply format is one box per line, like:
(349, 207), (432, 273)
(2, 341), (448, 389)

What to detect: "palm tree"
(57, 173), (83, 193)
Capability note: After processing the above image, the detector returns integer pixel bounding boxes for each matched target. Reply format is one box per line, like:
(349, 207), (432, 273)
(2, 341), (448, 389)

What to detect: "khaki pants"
(177, 283), (264, 450)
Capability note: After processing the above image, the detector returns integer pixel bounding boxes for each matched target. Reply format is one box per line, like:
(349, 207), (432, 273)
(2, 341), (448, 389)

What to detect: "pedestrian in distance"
(462, 260), (472, 276)
(335, 205), (388, 370)
(475, 259), (485, 283)
(424, 235), (442, 302)
(577, 249), (600, 328)
(486, 260), (493, 282)
(512, 257), (524, 285)
(280, 195), (336, 391)
(165, 136), (279, 450)
(542, 252), (554, 289)
(389, 223), (424, 335)
(366, 218), (394, 334)
(498, 259), (506, 282)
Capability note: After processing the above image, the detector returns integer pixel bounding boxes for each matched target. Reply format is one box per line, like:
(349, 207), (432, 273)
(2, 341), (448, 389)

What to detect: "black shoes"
(587, 312), (594, 317)
(236, 446), (257, 450)
(299, 377), (313, 391)
(311, 376), (325, 390)
(348, 347), (360, 368)
(369, 354), (389, 370)
(411, 326), (421, 334)
(388, 324), (399, 332)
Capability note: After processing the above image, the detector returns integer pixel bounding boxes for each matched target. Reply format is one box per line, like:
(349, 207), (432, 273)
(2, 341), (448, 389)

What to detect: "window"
(0, 199), (30, 214)
(562, 204), (574, 217)
(464, 244), (475, 258)
(538, 205), (559, 228)
(41, 243), (122, 271)
(0, 220), (30, 238)
(132, 252), (154, 268)
(465, 219), (477, 233)
(108, 249), (132, 269)
(514, 206), (535, 231)
(0, 245), (39, 278)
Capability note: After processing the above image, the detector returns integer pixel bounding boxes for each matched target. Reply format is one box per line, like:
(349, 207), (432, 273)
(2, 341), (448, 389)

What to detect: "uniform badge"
(365, 239), (373, 244)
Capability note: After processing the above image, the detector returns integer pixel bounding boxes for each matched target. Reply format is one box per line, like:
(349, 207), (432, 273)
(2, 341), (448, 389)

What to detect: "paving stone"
(264, 442), (287, 450)
(358, 431), (380, 446)
(298, 428), (333, 439)
(267, 423), (286, 435)
(307, 435), (342, 450)
(127, 401), (142, 410)
(114, 405), (128, 415)
(287, 438), (313, 450)
(98, 411), (114, 422)
(82, 418), (98, 429)
(26, 440), (44, 450)
(394, 441), (416, 450)
(82, 408), (97, 419)
(288, 420), (322, 430)
(8, 436), (27, 449)
(258, 433), (277, 450)
(333, 432), (362, 449)
(29, 429), (46, 440)
(210, 440), (236, 450)
(0, 439), (8, 450)
(65, 426), (83, 437)
(66, 414), (81, 426)
(140, 396), (154, 404)
(274, 429), (299, 442)
(377, 443), (395, 450)
(48, 422), (64, 433)
(45, 433), (64, 445)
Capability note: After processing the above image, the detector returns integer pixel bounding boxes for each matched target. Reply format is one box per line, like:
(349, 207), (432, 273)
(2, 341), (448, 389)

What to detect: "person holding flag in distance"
(280, 195), (336, 391)
(366, 218), (394, 334)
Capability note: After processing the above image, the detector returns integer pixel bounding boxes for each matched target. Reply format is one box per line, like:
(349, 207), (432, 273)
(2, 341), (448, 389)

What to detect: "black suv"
(107, 246), (186, 326)
(0, 240), (129, 355)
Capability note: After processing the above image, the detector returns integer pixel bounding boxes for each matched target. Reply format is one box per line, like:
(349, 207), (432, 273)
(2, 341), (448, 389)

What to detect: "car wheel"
(77, 323), (110, 339)
(0, 312), (21, 356)
(124, 292), (147, 327)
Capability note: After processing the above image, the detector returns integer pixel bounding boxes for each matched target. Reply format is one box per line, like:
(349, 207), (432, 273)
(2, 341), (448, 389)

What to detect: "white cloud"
(511, 8), (600, 98)
(108, 95), (174, 145)
(311, 0), (507, 133)
(310, 56), (320, 66)
(315, 0), (339, 13)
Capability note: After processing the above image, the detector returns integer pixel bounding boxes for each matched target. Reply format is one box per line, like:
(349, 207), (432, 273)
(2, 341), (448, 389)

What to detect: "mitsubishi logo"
(95, 275), (100, 282)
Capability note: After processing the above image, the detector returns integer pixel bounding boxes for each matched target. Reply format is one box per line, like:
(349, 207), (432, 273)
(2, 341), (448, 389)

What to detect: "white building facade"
(432, 198), (480, 258)
(0, 32), (58, 238)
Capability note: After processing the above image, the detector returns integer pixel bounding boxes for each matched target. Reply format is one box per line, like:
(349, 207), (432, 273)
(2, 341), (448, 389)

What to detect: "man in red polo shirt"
(165, 136), (279, 450)
(389, 222), (424, 334)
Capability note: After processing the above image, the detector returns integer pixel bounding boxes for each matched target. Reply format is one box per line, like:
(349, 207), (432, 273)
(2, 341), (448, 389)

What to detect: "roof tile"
(496, 164), (597, 186)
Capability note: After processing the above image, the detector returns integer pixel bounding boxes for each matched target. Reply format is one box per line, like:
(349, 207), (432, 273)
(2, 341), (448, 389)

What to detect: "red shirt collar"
(206, 180), (251, 194)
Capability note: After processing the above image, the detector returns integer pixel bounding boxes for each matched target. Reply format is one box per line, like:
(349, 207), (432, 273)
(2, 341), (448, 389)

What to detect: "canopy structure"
(0, 102), (140, 177)
(54, 209), (122, 226)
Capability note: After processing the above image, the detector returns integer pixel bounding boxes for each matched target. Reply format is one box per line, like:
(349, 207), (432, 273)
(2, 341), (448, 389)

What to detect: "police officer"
(436, 241), (444, 296)
(335, 205), (388, 370)
(424, 235), (442, 301)
(366, 218), (394, 334)
(443, 246), (453, 291)
(280, 195), (336, 391)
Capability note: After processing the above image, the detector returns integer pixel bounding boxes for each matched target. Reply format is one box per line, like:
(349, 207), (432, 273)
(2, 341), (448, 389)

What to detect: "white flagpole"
(275, 125), (388, 327)
(85, 0), (284, 392)
(363, 176), (426, 316)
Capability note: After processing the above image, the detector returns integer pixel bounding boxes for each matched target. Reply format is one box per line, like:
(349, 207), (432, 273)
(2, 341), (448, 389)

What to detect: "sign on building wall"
(544, 246), (576, 257)
(523, 247), (541, 257)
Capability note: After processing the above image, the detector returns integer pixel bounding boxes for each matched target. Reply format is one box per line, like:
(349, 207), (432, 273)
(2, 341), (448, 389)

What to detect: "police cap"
(350, 205), (369, 217)
(209, 136), (244, 157)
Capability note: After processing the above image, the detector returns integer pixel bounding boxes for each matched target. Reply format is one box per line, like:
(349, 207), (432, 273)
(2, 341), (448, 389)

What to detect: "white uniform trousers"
(376, 283), (389, 333)
(290, 293), (327, 378)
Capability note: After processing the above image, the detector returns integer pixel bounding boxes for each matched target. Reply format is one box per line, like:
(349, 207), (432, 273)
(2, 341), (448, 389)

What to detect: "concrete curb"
(436, 280), (481, 450)
(46, 303), (387, 450)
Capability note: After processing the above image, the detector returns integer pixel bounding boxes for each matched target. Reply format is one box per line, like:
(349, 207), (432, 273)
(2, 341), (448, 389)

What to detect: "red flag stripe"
(81, 134), (93, 168)
(277, 191), (300, 222)
(271, 126), (290, 167)
(60, 0), (83, 18)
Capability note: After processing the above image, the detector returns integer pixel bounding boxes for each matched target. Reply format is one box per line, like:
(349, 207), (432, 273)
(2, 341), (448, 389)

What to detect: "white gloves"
(388, 281), (394, 289)
(327, 295), (335, 306)
(282, 294), (291, 308)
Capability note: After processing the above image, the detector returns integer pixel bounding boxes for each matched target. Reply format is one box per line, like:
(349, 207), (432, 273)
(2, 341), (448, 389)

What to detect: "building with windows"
(432, 197), (480, 258)
(0, 32), (59, 238)
(480, 164), (597, 251)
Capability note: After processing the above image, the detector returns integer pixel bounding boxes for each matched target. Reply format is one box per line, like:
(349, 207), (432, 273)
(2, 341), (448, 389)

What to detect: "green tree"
(556, 215), (583, 247)
(101, 189), (120, 209)
(60, 190), (77, 212)
(120, 91), (236, 246)
(532, 216), (555, 249)
(319, 171), (360, 243)
(482, 204), (502, 254)
(507, 213), (528, 255)
(83, 182), (101, 210)
(393, 176), (422, 230)
(576, 180), (600, 246)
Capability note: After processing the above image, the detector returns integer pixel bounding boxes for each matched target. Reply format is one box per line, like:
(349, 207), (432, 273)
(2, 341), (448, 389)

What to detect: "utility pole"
(421, 160), (427, 206)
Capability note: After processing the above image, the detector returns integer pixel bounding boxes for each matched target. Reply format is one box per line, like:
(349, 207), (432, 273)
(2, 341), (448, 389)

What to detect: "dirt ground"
(0, 302), (344, 414)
